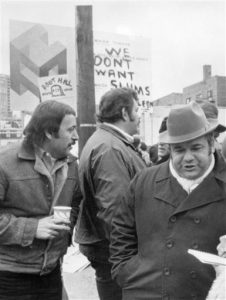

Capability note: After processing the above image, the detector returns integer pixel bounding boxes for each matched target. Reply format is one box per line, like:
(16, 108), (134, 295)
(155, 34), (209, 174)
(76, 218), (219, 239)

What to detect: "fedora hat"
(200, 101), (226, 134)
(159, 116), (168, 133)
(159, 101), (218, 144)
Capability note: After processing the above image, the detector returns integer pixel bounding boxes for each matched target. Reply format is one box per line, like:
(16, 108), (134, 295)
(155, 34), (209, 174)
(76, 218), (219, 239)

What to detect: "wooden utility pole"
(76, 6), (96, 156)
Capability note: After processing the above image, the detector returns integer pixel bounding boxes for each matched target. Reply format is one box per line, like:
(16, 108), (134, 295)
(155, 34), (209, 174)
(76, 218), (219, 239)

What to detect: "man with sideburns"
(0, 100), (82, 300)
(110, 101), (226, 300)
(75, 88), (146, 300)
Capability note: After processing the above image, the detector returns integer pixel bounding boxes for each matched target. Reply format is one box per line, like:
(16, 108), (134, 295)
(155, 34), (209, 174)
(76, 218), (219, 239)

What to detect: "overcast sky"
(0, 0), (225, 100)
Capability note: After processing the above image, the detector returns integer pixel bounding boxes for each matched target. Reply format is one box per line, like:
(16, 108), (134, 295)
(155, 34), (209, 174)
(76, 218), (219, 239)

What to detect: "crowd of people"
(0, 87), (226, 300)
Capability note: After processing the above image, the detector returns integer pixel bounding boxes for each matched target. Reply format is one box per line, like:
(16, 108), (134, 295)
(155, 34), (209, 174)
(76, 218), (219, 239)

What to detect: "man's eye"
(174, 148), (184, 153)
(192, 147), (202, 151)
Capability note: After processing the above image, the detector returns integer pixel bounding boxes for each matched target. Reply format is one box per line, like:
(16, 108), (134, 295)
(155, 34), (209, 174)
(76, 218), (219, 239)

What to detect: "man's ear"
(210, 136), (215, 154)
(121, 107), (129, 121)
(211, 144), (215, 154)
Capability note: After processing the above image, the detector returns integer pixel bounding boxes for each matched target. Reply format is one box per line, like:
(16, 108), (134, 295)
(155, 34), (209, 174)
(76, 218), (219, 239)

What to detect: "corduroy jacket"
(0, 140), (82, 275)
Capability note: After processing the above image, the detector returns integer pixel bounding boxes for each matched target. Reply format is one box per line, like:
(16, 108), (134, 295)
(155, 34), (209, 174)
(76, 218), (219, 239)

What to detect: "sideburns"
(129, 114), (135, 122)
(208, 145), (214, 156)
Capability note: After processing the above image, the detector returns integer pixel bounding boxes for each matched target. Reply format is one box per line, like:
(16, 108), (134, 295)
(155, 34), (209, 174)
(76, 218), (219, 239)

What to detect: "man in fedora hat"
(110, 101), (226, 300)
(200, 101), (226, 152)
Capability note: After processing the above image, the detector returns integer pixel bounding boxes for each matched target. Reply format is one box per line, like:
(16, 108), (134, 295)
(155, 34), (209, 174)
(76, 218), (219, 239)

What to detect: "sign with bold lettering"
(9, 21), (151, 111)
(38, 74), (74, 101)
(94, 32), (152, 103)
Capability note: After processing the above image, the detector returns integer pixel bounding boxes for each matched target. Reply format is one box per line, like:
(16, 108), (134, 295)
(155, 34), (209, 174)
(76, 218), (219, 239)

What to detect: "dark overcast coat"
(110, 153), (226, 300)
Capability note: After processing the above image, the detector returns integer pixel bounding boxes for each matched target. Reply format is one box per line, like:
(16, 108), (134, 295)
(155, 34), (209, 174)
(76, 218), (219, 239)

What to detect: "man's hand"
(217, 235), (226, 257)
(35, 216), (70, 240)
(206, 235), (226, 299)
(206, 266), (226, 300)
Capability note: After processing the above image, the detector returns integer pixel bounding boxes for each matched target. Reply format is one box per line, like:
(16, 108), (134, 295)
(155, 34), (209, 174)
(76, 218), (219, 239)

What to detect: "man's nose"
(183, 150), (194, 161)
(72, 130), (79, 140)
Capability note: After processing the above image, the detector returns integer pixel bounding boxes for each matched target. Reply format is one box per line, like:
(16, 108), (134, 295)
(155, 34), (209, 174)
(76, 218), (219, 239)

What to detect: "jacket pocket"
(0, 240), (47, 265)
(116, 254), (140, 288)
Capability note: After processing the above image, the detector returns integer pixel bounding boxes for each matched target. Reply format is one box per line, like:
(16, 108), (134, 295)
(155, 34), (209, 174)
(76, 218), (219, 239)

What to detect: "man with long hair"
(0, 100), (82, 300)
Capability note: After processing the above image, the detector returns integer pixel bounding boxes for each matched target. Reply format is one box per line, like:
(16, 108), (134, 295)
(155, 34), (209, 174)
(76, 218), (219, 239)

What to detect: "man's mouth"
(68, 142), (75, 148)
(184, 165), (196, 171)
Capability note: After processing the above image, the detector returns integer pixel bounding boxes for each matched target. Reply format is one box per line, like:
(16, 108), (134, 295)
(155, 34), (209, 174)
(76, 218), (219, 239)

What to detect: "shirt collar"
(34, 146), (54, 160)
(103, 122), (134, 143)
(169, 154), (215, 194)
(34, 146), (68, 164)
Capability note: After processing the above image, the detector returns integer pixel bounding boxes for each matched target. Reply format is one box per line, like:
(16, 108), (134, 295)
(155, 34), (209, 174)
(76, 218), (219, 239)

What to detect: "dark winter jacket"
(110, 153), (226, 300)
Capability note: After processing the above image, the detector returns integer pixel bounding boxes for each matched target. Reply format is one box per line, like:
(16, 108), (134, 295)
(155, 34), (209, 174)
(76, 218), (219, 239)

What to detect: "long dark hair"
(23, 100), (75, 146)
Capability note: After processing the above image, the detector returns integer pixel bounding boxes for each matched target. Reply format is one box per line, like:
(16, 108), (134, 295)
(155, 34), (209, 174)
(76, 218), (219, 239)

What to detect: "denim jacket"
(0, 140), (82, 275)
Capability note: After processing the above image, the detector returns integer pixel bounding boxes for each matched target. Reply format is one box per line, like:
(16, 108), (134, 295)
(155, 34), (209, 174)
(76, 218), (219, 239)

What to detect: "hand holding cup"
(53, 206), (72, 222)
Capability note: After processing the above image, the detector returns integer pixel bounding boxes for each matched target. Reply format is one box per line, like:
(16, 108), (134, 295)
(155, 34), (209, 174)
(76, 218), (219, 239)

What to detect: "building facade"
(153, 92), (184, 106)
(183, 65), (226, 106)
(0, 74), (23, 146)
(0, 74), (11, 118)
(152, 65), (226, 107)
(144, 65), (226, 145)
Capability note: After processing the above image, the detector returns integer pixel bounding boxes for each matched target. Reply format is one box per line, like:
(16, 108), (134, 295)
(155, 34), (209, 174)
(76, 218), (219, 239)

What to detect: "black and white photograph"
(0, 0), (226, 299)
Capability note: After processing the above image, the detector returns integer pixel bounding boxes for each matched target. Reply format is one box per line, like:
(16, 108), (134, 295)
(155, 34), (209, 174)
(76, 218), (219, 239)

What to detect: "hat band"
(168, 126), (210, 144)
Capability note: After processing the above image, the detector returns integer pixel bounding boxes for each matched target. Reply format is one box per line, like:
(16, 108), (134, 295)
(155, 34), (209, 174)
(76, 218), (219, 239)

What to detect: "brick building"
(152, 65), (226, 107)
(183, 65), (226, 106)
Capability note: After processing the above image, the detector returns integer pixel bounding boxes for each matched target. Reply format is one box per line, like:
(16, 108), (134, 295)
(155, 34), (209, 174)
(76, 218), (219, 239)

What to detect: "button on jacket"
(110, 153), (226, 300)
(74, 123), (146, 246)
(0, 140), (82, 274)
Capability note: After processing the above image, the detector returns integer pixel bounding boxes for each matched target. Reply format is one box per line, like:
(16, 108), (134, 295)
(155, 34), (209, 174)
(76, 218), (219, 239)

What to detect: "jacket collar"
(17, 139), (76, 163)
(99, 123), (137, 150)
(154, 151), (226, 213)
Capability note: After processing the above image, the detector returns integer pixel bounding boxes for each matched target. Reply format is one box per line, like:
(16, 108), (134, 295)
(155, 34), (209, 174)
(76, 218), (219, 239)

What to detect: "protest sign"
(94, 32), (152, 103)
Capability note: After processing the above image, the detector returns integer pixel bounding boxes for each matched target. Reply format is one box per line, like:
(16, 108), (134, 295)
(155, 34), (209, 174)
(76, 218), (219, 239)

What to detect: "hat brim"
(207, 118), (226, 133)
(159, 121), (219, 144)
(217, 124), (226, 133)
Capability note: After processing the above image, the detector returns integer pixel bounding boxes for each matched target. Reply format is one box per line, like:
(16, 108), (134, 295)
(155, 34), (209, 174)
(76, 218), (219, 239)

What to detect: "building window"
(196, 93), (202, 100)
(207, 90), (213, 98)
(186, 97), (191, 104)
(207, 90), (214, 102)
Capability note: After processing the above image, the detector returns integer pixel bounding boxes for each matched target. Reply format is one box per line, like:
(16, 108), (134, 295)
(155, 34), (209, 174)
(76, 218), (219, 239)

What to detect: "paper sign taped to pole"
(38, 74), (74, 102)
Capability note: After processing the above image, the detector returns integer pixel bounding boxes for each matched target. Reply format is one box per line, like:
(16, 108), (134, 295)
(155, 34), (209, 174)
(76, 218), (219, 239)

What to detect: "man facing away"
(110, 101), (226, 300)
(0, 100), (82, 300)
(156, 116), (170, 165)
(74, 88), (146, 300)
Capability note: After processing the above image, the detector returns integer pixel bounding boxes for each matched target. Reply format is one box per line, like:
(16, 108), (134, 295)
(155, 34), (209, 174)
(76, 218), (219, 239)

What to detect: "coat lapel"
(174, 172), (226, 214)
(174, 152), (226, 214)
(154, 163), (188, 208)
(153, 154), (226, 214)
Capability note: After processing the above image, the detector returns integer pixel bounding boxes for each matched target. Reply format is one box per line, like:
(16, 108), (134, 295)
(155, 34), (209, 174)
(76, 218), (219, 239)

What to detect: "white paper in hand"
(188, 249), (226, 266)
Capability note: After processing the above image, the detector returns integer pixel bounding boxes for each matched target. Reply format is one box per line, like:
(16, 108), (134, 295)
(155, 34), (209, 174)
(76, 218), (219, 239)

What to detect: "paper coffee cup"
(53, 206), (71, 221)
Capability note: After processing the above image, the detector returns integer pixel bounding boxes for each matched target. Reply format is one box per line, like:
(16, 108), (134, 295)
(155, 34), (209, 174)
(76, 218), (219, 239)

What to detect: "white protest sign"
(94, 32), (152, 104)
